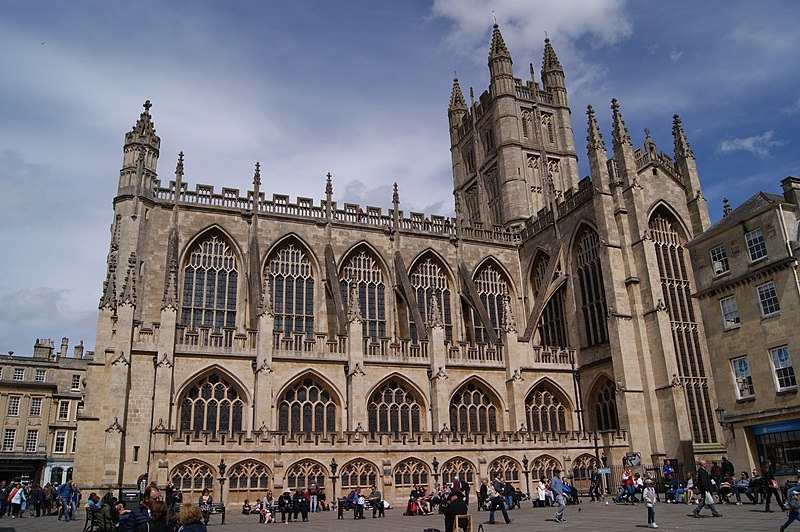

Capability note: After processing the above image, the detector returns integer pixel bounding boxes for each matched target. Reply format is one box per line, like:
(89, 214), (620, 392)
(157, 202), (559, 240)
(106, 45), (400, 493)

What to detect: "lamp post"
(330, 458), (338, 502)
(217, 458), (227, 523)
(432, 457), (439, 487)
(714, 405), (735, 440)
(522, 455), (530, 497)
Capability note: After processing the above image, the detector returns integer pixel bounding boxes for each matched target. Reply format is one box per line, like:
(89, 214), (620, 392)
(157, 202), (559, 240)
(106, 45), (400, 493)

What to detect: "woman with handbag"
(197, 488), (212, 525)
(762, 461), (786, 513)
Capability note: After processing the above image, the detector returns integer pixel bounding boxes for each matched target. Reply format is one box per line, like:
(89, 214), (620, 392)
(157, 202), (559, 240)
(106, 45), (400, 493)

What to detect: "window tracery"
(525, 383), (569, 433)
(340, 460), (378, 491)
(181, 234), (237, 331)
(367, 380), (422, 434)
(278, 377), (336, 434)
(449, 382), (499, 434)
(472, 262), (509, 344)
(593, 378), (619, 431)
(531, 254), (568, 348)
(179, 373), (244, 438)
(170, 461), (214, 497)
(394, 459), (429, 489)
(489, 456), (520, 483)
(575, 227), (608, 347)
(340, 249), (386, 339)
(265, 242), (314, 338)
(228, 460), (269, 502)
(409, 256), (452, 342)
(285, 460), (326, 490)
(530, 455), (561, 482)
(440, 457), (475, 485)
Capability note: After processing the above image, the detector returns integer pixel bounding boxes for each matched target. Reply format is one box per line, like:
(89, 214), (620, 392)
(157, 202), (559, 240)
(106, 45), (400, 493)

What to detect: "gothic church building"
(76, 25), (723, 503)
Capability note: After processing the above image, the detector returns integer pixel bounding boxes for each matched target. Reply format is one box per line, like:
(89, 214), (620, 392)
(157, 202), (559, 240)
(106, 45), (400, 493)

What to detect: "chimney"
(73, 340), (84, 359)
(59, 337), (69, 359)
(33, 338), (54, 359)
(781, 176), (800, 209)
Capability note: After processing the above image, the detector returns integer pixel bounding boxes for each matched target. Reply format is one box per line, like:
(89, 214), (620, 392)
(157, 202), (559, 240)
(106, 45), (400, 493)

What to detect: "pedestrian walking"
(693, 460), (722, 518)
(552, 468), (566, 523)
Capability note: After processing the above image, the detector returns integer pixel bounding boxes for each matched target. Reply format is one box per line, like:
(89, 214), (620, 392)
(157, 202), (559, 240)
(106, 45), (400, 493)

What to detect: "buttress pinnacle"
(611, 98), (631, 147)
(586, 105), (606, 153)
(672, 114), (695, 160)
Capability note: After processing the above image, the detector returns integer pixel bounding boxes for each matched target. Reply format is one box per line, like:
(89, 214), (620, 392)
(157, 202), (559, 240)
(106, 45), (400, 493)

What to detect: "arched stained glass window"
(340, 249), (386, 340)
(525, 383), (569, 433)
(285, 460), (326, 491)
(179, 373), (244, 438)
(170, 461), (215, 499)
(530, 455), (561, 482)
(530, 253), (568, 348)
(575, 227), (608, 347)
(340, 460), (378, 492)
(265, 242), (314, 338)
(449, 382), (499, 434)
(472, 262), (509, 344)
(278, 377), (336, 435)
(227, 461), (269, 503)
(181, 234), (238, 331)
(393, 459), (429, 489)
(593, 378), (619, 431)
(489, 456), (520, 483)
(409, 256), (453, 342)
(367, 380), (422, 434)
(440, 457), (475, 485)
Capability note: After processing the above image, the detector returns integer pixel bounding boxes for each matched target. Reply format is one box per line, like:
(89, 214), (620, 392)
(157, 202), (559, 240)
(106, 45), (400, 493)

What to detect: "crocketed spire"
(672, 114), (695, 160)
(131, 100), (156, 137)
(489, 23), (511, 60)
(449, 77), (467, 112)
(611, 98), (631, 147)
(586, 105), (606, 153)
(541, 37), (563, 73)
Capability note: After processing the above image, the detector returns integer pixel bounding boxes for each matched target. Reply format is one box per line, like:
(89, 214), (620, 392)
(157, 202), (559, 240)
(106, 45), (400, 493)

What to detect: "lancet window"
(525, 383), (569, 433)
(449, 382), (498, 434)
(531, 254), (568, 348)
(278, 377), (336, 435)
(170, 461), (214, 498)
(340, 249), (386, 339)
(530, 455), (561, 482)
(340, 460), (378, 492)
(394, 459), (429, 489)
(484, 167), (503, 226)
(593, 378), (619, 431)
(440, 457), (475, 485)
(367, 380), (422, 434)
(489, 457), (520, 483)
(265, 242), (314, 339)
(285, 460), (326, 491)
(472, 262), (510, 344)
(650, 211), (716, 444)
(575, 227), (608, 347)
(181, 234), (238, 331)
(179, 373), (244, 438)
(409, 256), (452, 342)
(571, 454), (596, 482)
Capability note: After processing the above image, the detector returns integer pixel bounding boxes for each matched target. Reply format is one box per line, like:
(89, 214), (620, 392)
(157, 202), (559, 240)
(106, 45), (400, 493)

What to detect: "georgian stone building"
(75, 24), (724, 504)
(687, 177), (800, 478)
(0, 338), (89, 485)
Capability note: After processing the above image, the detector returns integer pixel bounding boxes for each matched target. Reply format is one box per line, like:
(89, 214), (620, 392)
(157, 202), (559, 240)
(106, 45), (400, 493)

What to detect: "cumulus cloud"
(718, 131), (788, 158)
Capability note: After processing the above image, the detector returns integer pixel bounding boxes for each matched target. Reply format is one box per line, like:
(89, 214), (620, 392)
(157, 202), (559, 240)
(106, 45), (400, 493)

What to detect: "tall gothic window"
(484, 167), (504, 226)
(530, 455), (561, 482)
(449, 382), (498, 434)
(179, 373), (244, 438)
(285, 460), (326, 491)
(593, 378), (619, 431)
(409, 256), (453, 342)
(278, 377), (336, 435)
(489, 456), (520, 483)
(571, 454), (596, 483)
(340, 249), (386, 339)
(531, 253), (568, 348)
(650, 210), (716, 444)
(472, 262), (509, 344)
(227, 461), (269, 504)
(575, 226), (608, 347)
(440, 457), (475, 485)
(170, 461), (215, 498)
(394, 459), (429, 490)
(367, 379), (422, 434)
(181, 234), (238, 331)
(340, 460), (378, 492)
(266, 242), (314, 338)
(525, 383), (569, 433)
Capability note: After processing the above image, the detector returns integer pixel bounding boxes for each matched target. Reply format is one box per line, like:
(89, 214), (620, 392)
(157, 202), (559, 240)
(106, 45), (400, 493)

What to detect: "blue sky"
(1, 0), (798, 356)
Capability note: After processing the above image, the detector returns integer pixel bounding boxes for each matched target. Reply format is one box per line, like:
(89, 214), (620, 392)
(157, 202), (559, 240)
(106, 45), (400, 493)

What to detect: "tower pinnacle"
(449, 78), (467, 113)
(489, 23), (511, 61)
(611, 98), (631, 148)
(586, 105), (606, 153)
(672, 114), (694, 160)
(541, 37), (563, 73)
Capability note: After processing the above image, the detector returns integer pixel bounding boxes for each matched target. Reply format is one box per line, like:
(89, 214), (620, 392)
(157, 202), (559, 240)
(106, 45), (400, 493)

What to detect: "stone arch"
(440, 456), (476, 485)
(469, 256), (516, 344)
(261, 233), (322, 278)
(339, 458), (380, 493)
(338, 242), (390, 340)
(393, 458), (430, 490)
(284, 459), (327, 491)
(524, 377), (572, 433)
(449, 377), (504, 434)
(366, 374), (427, 434)
(588, 375), (619, 431)
(180, 224), (244, 270)
(175, 368), (249, 439)
(170, 459), (216, 499)
(528, 249), (568, 348)
(647, 201), (690, 243)
(471, 255), (518, 299)
(275, 371), (341, 434)
(263, 234), (318, 340)
(488, 455), (521, 484)
(530, 454), (562, 482)
(175, 364), (252, 406)
(571, 222), (609, 348)
(571, 453), (597, 482)
(407, 249), (456, 342)
(226, 459), (271, 504)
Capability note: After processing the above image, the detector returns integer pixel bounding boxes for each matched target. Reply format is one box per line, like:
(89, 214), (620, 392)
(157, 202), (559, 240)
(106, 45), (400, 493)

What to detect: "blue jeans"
(647, 506), (655, 524)
(310, 495), (317, 513)
(782, 510), (798, 530)
(555, 494), (565, 520)
(59, 498), (71, 520)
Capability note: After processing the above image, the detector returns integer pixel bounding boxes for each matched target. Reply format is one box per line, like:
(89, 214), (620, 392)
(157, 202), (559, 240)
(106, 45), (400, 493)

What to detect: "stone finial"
(672, 114), (695, 160)
(105, 417), (125, 434)
(611, 98), (631, 148)
(131, 100), (156, 137)
(449, 78), (467, 113)
(392, 182), (399, 208)
(542, 36), (563, 72)
(644, 128), (657, 153)
(258, 277), (274, 317)
(502, 295), (517, 333)
(161, 257), (179, 311)
(347, 284), (362, 323)
(723, 198), (732, 217)
(325, 172), (333, 198)
(253, 161), (261, 188)
(120, 252), (137, 307)
(586, 105), (606, 153)
(175, 151), (184, 179)
(428, 296), (444, 329)
(99, 251), (117, 309)
(489, 23), (511, 60)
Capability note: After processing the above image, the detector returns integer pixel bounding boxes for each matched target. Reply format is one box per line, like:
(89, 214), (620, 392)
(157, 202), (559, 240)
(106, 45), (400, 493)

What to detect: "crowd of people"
(0, 479), (82, 519)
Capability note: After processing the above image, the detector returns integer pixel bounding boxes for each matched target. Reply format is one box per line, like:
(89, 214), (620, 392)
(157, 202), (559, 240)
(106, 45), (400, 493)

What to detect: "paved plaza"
(0, 500), (790, 532)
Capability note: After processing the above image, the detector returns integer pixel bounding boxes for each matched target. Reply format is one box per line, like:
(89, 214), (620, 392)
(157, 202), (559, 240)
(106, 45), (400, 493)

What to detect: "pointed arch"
(440, 456), (476, 485)
(339, 459), (380, 492)
(528, 251), (568, 348)
(470, 256), (515, 343)
(648, 201), (691, 243)
(571, 222), (608, 347)
(366, 374), (426, 434)
(339, 242), (389, 340)
(175, 364), (252, 405)
(276, 372), (340, 435)
(263, 234), (318, 339)
(588, 375), (619, 431)
(285, 459), (327, 491)
(407, 250), (455, 342)
(524, 377), (571, 433)
(530, 454), (562, 482)
(226, 459), (271, 504)
(169, 459), (215, 498)
(176, 368), (248, 439)
(393, 458), (430, 490)
(488, 456), (521, 483)
(571, 453), (597, 481)
(180, 226), (241, 333)
(449, 377), (504, 434)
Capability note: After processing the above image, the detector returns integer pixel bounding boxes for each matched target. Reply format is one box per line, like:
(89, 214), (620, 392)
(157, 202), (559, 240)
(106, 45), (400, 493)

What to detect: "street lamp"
(522, 455), (530, 496)
(217, 459), (227, 512)
(330, 458), (338, 502)
(432, 457), (439, 486)
(714, 405), (735, 440)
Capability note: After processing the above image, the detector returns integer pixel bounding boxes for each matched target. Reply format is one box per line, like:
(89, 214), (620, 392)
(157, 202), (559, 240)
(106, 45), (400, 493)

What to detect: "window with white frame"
(25, 430), (38, 453)
(29, 397), (42, 417)
(3, 429), (16, 452)
(6, 396), (20, 416)
(757, 282), (781, 317)
(769, 346), (797, 391)
(57, 400), (70, 421)
(35, 369), (46, 382)
(719, 296), (741, 330)
(731, 356), (755, 399)
(710, 245), (730, 276)
(71, 375), (81, 390)
(745, 228), (768, 262)
(53, 431), (66, 453)
(13, 368), (24, 381)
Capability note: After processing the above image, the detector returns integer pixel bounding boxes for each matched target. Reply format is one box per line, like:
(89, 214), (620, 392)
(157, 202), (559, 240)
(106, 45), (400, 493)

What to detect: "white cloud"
(782, 97), (800, 114)
(669, 49), (683, 62)
(718, 131), (788, 158)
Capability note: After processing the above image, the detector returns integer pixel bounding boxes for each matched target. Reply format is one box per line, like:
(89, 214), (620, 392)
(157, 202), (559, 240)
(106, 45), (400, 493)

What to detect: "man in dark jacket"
(123, 484), (161, 532)
(443, 492), (468, 532)
(693, 461), (722, 518)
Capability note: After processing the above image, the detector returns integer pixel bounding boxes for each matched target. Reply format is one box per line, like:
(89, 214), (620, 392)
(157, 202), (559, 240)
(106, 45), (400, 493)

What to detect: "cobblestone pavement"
(0, 500), (788, 531)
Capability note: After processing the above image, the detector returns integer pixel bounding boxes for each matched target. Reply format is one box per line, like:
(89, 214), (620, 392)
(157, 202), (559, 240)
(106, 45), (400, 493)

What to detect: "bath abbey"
(75, 24), (725, 503)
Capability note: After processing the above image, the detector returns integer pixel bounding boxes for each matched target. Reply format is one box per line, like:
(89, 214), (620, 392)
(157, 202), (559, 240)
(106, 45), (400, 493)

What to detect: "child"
(781, 485), (800, 531)
(643, 479), (658, 528)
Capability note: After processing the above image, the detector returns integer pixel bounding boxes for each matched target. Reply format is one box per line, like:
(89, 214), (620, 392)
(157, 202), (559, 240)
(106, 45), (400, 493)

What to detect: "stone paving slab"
(0, 500), (788, 532)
